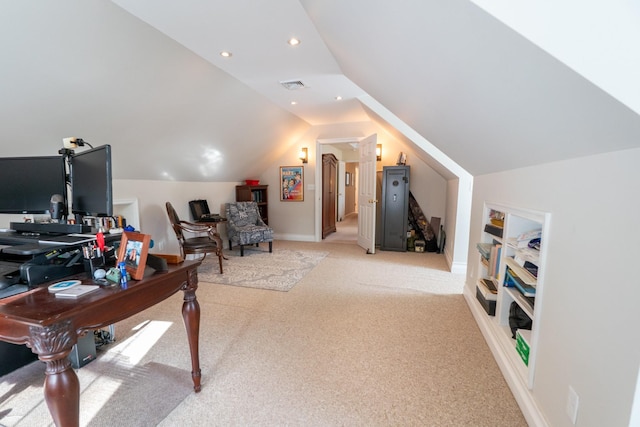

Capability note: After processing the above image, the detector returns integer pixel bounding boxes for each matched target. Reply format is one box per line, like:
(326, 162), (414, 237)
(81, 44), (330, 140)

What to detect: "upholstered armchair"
(225, 202), (273, 256)
(166, 202), (224, 273)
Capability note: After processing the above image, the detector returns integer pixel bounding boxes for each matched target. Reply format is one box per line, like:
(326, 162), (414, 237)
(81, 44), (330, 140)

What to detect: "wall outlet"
(566, 385), (579, 424)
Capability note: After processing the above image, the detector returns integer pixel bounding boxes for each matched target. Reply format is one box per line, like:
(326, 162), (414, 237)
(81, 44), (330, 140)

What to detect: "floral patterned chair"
(225, 202), (273, 256)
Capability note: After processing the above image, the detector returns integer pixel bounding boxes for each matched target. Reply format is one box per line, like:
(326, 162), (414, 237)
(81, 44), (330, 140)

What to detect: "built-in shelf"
(465, 202), (550, 426)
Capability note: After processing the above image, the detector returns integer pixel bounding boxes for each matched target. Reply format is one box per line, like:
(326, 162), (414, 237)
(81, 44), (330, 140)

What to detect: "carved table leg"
(30, 321), (80, 427)
(182, 268), (202, 392)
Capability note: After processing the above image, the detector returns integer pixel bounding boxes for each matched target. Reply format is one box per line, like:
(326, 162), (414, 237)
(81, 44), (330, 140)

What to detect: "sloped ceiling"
(1, 1), (639, 181)
(300, 0), (640, 176)
(0, 1), (310, 182)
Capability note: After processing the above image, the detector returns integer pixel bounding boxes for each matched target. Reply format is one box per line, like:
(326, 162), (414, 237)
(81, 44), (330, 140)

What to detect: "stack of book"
(504, 258), (536, 297)
(506, 228), (541, 249)
(476, 242), (502, 279)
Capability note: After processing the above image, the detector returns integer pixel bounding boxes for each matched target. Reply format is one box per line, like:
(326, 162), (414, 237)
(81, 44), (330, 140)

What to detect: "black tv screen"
(71, 145), (113, 217)
(0, 156), (67, 214)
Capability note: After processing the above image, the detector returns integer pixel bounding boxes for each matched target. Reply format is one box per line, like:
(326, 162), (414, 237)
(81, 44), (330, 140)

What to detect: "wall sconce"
(299, 147), (308, 164)
(376, 144), (382, 161)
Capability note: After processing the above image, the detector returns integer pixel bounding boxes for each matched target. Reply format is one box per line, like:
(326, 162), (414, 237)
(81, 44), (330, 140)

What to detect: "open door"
(337, 161), (346, 222)
(357, 134), (377, 253)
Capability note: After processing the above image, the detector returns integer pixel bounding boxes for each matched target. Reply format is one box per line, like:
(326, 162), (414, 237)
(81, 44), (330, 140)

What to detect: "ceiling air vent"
(280, 80), (306, 90)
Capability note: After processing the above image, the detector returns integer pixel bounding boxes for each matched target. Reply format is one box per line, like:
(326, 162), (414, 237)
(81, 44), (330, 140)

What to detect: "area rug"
(197, 248), (328, 292)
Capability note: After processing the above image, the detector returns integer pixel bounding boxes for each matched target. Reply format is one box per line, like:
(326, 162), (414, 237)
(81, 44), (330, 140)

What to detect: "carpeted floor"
(0, 240), (526, 426)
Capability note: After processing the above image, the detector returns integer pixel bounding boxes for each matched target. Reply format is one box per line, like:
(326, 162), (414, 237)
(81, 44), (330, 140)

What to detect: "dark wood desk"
(0, 260), (202, 427)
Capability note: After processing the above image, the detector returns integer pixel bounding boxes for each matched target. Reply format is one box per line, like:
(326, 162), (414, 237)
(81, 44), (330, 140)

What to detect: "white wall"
(467, 148), (640, 426)
(112, 179), (238, 256)
(261, 121), (449, 246)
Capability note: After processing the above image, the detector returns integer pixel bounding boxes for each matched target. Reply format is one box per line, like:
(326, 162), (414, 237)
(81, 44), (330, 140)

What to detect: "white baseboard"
(273, 233), (316, 242)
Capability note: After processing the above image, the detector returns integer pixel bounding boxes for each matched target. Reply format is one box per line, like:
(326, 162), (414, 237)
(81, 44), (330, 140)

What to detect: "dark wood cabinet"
(322, 154), (337, 238)
(236, 184), (269, 224)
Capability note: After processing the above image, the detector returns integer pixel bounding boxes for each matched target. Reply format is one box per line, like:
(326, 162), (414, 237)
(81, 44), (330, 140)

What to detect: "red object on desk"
(96, 231), (105, 252)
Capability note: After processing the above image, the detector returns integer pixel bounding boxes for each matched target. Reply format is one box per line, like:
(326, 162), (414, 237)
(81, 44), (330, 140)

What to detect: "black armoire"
(380, 165), (410, 251)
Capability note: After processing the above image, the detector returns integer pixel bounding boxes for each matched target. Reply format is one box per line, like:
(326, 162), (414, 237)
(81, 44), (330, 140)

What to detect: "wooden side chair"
(166, 202), (224, 273)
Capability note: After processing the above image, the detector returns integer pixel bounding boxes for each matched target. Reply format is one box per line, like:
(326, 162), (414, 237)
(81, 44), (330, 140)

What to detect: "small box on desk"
(476, 284), (496, 316)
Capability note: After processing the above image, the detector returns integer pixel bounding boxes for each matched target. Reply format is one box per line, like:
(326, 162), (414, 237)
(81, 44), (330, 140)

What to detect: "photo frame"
(280, 166), (304, 201)
(396, 152), (407, 165)
(345, 171), (352, 187)
(116, 231), (151, 280)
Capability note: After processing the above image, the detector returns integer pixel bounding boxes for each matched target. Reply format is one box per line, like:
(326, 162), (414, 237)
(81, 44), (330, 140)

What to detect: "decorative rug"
(197, 248), (328, 292)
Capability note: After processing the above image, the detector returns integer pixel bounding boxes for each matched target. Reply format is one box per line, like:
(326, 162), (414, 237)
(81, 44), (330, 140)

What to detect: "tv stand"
(10, 222), (91, 235)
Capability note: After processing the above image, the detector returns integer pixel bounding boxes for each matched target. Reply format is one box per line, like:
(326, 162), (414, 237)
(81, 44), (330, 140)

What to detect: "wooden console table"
(0, 260), (202, 427)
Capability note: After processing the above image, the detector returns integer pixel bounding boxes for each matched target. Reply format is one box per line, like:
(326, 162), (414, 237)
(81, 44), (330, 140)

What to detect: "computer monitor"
(189, 200), (210, 220)
(0, 156), (67, 214)
(71, 145), (113, 217)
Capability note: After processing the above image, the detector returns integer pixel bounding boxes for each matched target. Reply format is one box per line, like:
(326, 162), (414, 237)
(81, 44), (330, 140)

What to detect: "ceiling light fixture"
(335, 96), (343, 101)
(291, 101), (297, 105)
(288, 37), (301, 46)
(220, 51), (232, 58)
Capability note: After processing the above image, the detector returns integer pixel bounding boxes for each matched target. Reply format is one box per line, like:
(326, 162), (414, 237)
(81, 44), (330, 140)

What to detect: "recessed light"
(220, 51), (232, 58)
(291, 101), (298, 105)
(335, 96), (343, 101)
(288, 38), (301, 46)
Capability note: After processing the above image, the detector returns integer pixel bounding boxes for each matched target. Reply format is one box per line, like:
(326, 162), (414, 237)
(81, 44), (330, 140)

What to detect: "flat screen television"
(71, 144), (113, 217)
(0, 156), (67, 214)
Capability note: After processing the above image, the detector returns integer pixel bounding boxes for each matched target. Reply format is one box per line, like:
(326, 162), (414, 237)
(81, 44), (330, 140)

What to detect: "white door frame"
(315, 137), (364, 242)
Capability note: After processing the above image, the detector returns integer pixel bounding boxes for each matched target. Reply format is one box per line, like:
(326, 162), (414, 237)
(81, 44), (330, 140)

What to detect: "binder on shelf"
(504, 265), (536, 297)
(484, 223), (503, 238)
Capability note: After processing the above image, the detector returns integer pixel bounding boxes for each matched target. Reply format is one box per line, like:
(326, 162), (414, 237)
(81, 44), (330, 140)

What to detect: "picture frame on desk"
(116, 231), (151, 280)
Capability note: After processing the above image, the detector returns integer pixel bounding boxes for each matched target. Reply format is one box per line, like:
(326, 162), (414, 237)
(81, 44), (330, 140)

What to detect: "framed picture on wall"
(280, 166), (304, 201)
(345, 171), (352, 187)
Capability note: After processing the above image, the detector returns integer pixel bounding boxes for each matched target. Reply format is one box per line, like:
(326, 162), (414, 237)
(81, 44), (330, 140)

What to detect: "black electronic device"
(189, 199), (210, 221)
(71, 144), (113, 217)
(50, 194), (65, 221)
(0, 156), (67, 214)
(19, 247), (85, 286)
(10, 221), (91, 235)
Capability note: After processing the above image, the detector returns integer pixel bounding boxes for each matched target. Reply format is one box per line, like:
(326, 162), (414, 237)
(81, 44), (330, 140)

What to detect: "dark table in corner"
(0, 260), (202, 427)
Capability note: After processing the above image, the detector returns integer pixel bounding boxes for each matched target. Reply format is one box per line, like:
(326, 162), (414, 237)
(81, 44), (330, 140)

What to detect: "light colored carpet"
(198, 248), (328, 292)
(0, 334), (192, 427)
(0, 240), (526, 426)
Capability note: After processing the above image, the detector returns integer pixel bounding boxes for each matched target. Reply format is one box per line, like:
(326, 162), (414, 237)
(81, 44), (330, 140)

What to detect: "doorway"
(322, 153), (337, 238)
(315, 138), (364, 244)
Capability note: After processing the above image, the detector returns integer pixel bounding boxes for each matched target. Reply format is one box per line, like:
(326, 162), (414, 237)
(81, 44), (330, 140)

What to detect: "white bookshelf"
(113, 198), (140, 230)
(465, 202), (550, 426)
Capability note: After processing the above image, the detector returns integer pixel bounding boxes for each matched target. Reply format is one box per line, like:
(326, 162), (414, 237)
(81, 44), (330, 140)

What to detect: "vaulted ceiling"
(1, 1), (639, 181)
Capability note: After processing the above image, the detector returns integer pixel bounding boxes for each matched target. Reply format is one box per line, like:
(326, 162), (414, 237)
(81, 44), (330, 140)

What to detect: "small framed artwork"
(345, 171), (352, 187)
(117, 231), (151, 280)
(280, 165), (304, 201)
(396, 152), (407, 165)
